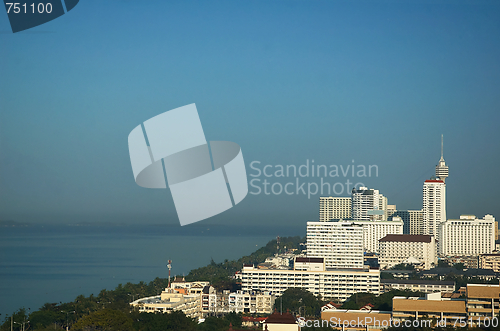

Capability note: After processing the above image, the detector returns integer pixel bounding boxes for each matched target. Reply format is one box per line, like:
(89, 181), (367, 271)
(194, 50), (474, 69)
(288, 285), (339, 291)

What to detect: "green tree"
(0, 308), (29, 331)
(72, 309), (133, 331)
(276, 287), (323, 317)
(131, 311), (197, 331)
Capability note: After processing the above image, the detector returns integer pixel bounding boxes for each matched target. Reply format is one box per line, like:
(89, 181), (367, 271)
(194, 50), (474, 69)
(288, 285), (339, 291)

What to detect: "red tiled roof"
(242, 316), (267, 322)
(265, 311), (297, 324)
(379, 234), (432, 243)
(295, 257), (324, 263)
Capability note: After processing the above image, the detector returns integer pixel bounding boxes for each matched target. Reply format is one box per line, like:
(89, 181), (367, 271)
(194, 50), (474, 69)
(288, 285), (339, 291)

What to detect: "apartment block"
(439, 215), (496, 256)
(422, 179), (446, 239)
(352, 218), (404, 254)
(306, 221), (363, 269)
(319, 197), (351, 222)
(351, 187), (388, 221)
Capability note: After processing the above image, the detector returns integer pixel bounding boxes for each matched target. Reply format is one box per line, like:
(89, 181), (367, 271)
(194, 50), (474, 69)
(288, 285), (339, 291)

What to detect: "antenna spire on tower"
(435, 134), (448, 182)
(441, 134), (444, 159)
(167, 260), (172, 288)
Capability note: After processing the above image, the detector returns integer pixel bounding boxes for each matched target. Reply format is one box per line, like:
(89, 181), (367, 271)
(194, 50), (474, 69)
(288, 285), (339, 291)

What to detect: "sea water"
(0, 224), (303, 316)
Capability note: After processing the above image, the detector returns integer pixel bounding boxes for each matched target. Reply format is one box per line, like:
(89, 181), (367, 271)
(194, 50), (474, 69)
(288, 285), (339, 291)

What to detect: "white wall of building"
(306, 221), (364, 269)
(439, 215), (496, 256)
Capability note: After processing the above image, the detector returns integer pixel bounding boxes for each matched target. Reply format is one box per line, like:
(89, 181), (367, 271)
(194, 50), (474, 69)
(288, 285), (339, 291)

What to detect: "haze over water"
(0, 223), (304, 317)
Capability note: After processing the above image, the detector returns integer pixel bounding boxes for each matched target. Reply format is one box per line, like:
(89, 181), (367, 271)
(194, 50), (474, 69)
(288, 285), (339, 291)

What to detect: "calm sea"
(0, 224), (304, 317)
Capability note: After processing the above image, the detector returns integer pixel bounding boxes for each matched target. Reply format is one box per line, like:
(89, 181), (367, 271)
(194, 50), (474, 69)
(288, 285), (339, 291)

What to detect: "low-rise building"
(466, 283), (500, 322)
(130, 289), (201, 319)
(420, 267), (497, 281)
(380, 279), (455, 294)
(442, 256), (479, 269)
(479, 252), (500, 273)
(392, 292), (466, 326)
(379, 234), (437, 270)
(320, 309), (392, 331)
(228, 290), (275, 314)
(380, 270), (413, 279)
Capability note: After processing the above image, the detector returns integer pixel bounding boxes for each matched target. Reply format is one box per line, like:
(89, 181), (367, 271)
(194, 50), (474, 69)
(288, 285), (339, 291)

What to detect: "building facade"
(439, 215), (496, 256)
(479, 252), (500, 273)
(351, 187), (388, 221)
(240, 259), (380, 302)
(380, 279), (455, 294)
(130, 290), (201, 319)
(379, 234), (437, 270)
(306, 221), (364, 269)
(352, 218), (404, 254)
(422, 179), (446, 240)
(319, 197), (351, 222)
(227, 290), (275, 314)
(392, 292), (466, 326)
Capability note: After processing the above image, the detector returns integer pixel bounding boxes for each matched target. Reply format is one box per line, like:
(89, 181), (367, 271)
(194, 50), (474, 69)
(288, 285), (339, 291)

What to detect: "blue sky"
(1, 0), (500, 227)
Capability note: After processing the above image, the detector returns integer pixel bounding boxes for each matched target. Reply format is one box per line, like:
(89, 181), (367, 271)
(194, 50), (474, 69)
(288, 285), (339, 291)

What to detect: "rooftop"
(379, 234), (432, 243)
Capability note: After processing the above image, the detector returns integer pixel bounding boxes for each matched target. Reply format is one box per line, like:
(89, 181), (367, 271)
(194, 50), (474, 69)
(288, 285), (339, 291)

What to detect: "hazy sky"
(1, 0), (500, 227)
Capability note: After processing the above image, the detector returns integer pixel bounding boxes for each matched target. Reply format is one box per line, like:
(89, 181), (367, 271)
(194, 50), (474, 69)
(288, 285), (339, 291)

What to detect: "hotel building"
(352, 218), (404, 254)
(240, 257), (380, 302)
(439, 215), (496, 256)
(379, 234), (437, 270)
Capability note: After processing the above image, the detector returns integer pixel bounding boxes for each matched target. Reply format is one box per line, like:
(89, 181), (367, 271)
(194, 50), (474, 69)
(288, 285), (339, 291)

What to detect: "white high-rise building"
(352, 218), (404, 254)
(439, 215), (496, 256)
(319, 197), (351, 222)
(306, 221), (364, 269)
(351, 187), (388, 221)
(422, 135), (449, 241)
(422, 179), (446, 239)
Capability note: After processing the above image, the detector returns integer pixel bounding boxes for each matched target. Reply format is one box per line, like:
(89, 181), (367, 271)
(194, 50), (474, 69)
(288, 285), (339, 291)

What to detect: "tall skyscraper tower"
(351, 187), (388, 221)
(435, 134), (449, 182)
(422, 179), (446, 238)
(423, 135), (448, 242)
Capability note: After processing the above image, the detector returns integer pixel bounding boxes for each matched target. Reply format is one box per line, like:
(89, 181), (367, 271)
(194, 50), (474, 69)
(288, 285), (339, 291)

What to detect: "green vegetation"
(274, 288), (325, 318)
(341, 290), (425, 311)
(186, 235), (304, 290)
